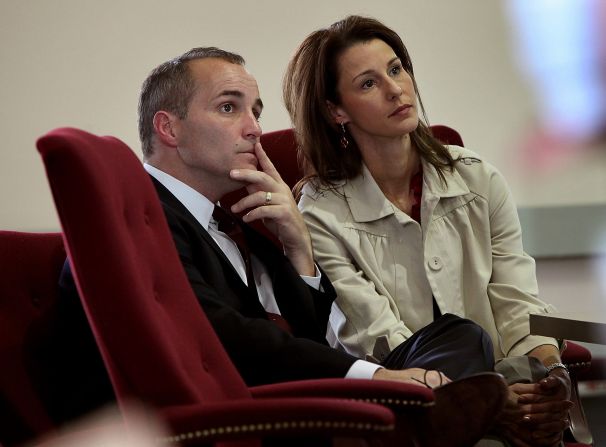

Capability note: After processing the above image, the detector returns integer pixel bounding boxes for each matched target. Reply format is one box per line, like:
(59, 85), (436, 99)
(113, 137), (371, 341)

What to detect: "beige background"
(2, 0), (605, 232)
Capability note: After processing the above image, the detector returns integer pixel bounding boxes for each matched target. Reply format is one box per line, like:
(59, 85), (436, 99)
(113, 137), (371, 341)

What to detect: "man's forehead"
(190, 58), (260, 100)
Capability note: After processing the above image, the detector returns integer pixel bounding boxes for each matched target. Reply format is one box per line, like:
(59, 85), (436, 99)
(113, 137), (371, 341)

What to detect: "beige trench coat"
(299, 145), (557, 361)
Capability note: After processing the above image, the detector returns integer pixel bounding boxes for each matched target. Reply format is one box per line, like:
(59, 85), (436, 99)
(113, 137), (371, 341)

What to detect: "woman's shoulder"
(445, 145), (502, 177)
(447, 144), (485, 164)
(298, 179), (349, 214)
(442, 145), (509, 196)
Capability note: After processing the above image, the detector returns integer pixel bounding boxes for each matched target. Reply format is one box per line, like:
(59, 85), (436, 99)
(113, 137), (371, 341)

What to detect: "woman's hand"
(518, 368), (572, 445)
(497, 371), (572, 446)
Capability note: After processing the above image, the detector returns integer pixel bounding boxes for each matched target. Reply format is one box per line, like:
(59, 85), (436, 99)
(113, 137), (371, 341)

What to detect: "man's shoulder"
(150, 178), (198, 227)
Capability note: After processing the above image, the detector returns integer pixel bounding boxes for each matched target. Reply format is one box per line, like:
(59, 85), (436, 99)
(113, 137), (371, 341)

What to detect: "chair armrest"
(249, 374), (509, 447)
(567, 378), (593, 445)
(249, 378), (434, 412)
(561, 341), (594, 445)
(159, 397), (395, 445)
(563, 341), (592, 374)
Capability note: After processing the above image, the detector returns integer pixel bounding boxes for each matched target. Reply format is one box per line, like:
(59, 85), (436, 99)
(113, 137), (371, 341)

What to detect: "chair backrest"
(0, 231), (64, 445)
(428, 124), (464, 147)
(36, 128), (250, 417)
(259, 128), (301, 189)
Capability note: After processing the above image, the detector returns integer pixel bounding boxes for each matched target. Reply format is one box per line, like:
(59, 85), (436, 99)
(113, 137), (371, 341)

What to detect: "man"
(58, 47), (506, 446)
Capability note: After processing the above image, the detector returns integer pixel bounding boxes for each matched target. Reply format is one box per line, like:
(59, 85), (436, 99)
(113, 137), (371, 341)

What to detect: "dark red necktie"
(212, 206), (292, 333)
(213, 206), (254, 288)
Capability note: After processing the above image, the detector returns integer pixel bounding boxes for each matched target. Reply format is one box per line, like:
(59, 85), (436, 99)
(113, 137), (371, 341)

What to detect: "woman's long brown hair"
(283, 15), (455, 196)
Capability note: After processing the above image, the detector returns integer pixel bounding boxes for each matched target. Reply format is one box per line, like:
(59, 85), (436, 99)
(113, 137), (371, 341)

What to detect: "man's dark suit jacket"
(151, 178), (357, 385)
(52, 177), (357, 420)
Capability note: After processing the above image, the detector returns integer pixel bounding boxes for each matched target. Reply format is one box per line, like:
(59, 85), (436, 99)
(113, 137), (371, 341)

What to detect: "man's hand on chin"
(229, 142), (315, 276)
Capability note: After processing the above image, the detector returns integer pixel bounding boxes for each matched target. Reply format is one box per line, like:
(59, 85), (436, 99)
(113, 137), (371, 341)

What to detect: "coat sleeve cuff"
(507, 335), (559, 358)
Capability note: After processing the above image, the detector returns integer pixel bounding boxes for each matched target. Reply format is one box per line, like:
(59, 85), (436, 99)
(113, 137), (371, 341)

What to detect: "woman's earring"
(340, 122), (349, 149)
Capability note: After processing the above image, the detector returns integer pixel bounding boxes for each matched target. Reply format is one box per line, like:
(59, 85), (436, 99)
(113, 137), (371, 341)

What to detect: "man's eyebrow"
(352, 57), (401, 83)
(217, 90), (244, 99)
(217, 90), (263, 110)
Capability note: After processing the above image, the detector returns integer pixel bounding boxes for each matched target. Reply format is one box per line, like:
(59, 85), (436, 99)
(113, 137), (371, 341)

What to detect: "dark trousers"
(381, 313), (495, 380)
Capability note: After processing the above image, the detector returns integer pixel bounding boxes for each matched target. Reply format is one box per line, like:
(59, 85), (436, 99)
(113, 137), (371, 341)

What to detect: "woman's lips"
(389, 105), (412, 117)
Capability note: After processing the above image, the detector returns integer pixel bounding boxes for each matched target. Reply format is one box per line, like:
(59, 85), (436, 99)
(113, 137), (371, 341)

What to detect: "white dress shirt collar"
(143, 163), (214, 230)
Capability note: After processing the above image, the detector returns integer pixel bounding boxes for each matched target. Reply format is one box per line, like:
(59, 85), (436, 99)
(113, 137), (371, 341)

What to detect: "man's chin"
(235, 161), (259, 171)
(235, 152), (259, 170)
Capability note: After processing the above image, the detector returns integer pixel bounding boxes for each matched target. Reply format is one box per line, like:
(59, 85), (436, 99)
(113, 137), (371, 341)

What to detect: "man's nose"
(244, 113), (262, 140)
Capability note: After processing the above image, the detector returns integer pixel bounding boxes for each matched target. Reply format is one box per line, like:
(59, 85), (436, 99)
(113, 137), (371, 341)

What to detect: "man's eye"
(221, 104), (233, 113)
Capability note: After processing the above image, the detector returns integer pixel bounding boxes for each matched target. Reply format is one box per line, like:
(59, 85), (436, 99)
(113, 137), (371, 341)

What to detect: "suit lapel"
(150, 176), (248, 288)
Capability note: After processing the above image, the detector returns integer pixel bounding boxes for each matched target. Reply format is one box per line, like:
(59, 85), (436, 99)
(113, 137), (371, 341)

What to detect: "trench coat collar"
(343, 146), (470, 223)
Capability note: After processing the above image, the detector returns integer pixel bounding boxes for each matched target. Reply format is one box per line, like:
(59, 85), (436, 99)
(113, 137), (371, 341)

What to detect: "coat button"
(428, 256), (443, 271)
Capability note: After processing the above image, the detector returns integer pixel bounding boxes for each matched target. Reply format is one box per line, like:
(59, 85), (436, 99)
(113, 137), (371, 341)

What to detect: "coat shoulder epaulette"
(457, 156), (482, 166)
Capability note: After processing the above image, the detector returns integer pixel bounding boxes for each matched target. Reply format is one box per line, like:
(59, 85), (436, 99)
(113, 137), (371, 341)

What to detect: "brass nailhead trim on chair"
(157, 420), (395, 444)
(362, 398), (433, 408)
(565, 361), (591, 371)
(157, 398), (428, 443)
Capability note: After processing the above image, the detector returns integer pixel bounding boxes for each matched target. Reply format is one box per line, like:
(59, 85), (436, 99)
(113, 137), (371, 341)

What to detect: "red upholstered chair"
(251, 126), (594, 446)
(36, 127), (444, 446)
(0, 231), (65, 446)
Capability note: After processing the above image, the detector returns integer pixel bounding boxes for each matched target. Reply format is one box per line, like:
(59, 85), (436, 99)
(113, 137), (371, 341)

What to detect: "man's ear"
(326, 100), (349, 125)
(153, 111), (179, 147)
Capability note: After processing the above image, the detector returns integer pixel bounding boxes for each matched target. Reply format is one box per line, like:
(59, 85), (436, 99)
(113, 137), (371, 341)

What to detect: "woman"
(284, 15), (572, 446)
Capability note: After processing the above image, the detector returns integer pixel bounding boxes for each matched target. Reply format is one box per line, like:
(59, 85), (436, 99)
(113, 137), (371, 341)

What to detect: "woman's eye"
(362, 79), (375, 89)
(390, 65), (402, 76)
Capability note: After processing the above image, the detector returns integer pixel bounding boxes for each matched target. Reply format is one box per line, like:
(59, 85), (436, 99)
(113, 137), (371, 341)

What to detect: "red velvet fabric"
(0, 231), (65, 445)
(564, 341), (592, 374)
(37, 128), (251, 405)
(429, 124), (464, 146)
(250, 377), (433, 407)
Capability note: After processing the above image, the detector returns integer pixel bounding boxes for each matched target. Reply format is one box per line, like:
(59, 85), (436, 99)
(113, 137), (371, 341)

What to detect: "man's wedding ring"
(264, 191), (272, 205)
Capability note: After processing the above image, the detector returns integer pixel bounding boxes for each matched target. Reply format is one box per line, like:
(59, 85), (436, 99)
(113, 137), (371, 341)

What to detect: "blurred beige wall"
(1, 0), (605, 231)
